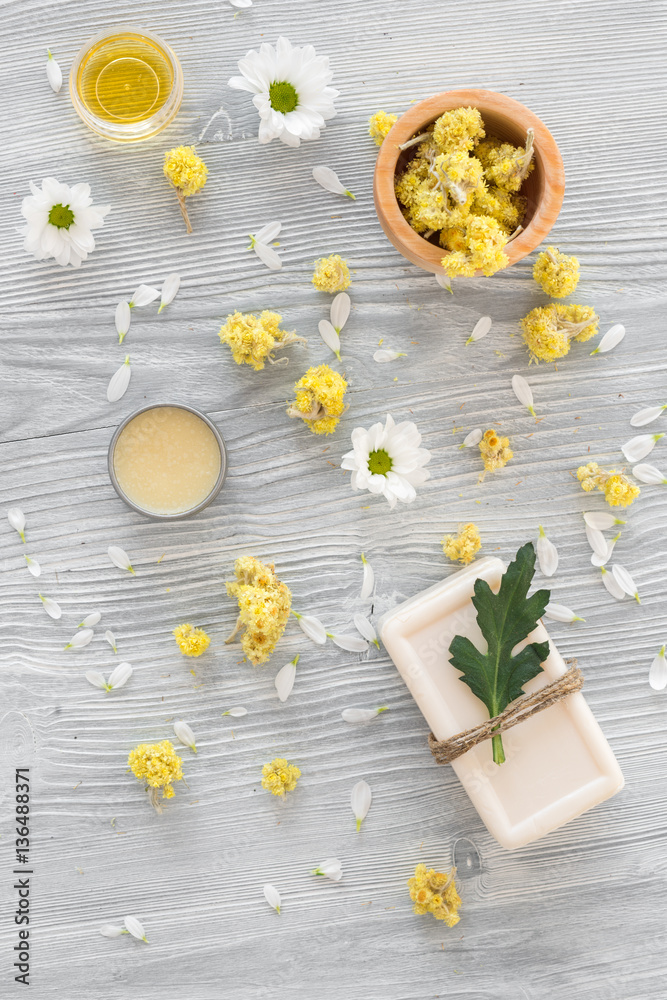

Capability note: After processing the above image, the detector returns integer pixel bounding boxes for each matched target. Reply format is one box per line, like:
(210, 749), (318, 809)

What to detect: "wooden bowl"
(373, 89), (565, 275)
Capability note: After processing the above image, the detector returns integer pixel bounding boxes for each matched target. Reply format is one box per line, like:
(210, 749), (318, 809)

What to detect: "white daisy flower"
(248, 222), (282, 271)
(263, 884), (281, 914)
(341, 707), (389, 723)
(536, 525), (558, 577)
(466, 316), (492, 345)
(350, 779), (372, 832)
(341, 414), (431, 509)
(46, 49), (62, 93)
(649, 645), (667, 691)
(228, 36), (339, 147)
(511, 374), (536, 417)
(173, 720), (197, 752)
(631, 403), (667, 428)
(590, 323), (625, 355)
(158, 273), (181, 313)
(21, 178), (110, 268)
(622, 433), (664, 463)
(312, 166), (355, 199)
(632, 463), (667, 485)
(360, 552), (374, 601)
(7, 507), (26, 541)
(459, 428), (483, 450)
(107, 356), (131, 403)
(373, 349), (406, 363)
(275, 655), (299, 703)
(292, 611), (327, 645)
(312, 858), (343, 881)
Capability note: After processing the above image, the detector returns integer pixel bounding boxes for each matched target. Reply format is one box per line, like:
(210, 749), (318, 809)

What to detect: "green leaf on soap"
(448, 542), (551, 765)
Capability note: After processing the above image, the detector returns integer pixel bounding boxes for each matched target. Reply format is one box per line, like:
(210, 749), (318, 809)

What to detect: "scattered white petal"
(312, 858), (342, 881)
(351, 779), (372, 832)
(632, 463), (667, 485)
(360, 552), (374, 601)
(585, 525), (608, 559)
(373, 349), (406, 363)
(105, 629), (118, 653)
(123, 916), (148, 942)
(312, 166), (355, 199)
(129, 284), (160, 308)
(293, 611), (327, 645)
(511, 374), (536, 416)
(253, 222), (281, 244)
(8, 507), (26, 541)
(342, 707), (389, 723)
(46, 50), (63, 93)
(108, 545), (135, 574)
(328, 632), (368, 652)
(275, 655), (299, 703)
(466, 315), (492, 345)
(230, 0), (253, 7)
(353, 613), (379, 647)
(263, 884), (281, 914)
(80, 612), (101, 628)
(622, 433), (664, 463)
(107, 356), (131, 403)
(115, 301), (131, 344)
(649, 645), (667, 691)
(159, 273), (181, 313)
(590, 323), (625, 355)
(24, 554), (41, 577)
(108, 662), (133, 690)
(64, 628), (94, 651)
(252, 239), (283, 270)
(222, 706), (248, 717)
(584, 512), (625, 530)
(460, 428), (483, 450)
(544, 603), (585, 623)
(600, 566), (625, 601)
(536, 526), (558, 577)
(330, 292), (350, 333)
(319, 319), (341, 360)
(99, 924), (124, 938)
(173, 720), (197, 752)
(86, 671), (108, 691)
(39, 593), (62, 619)
(435, 273), (453, 293)
(612, 564), (641, 603)
(591, 532), (620, 567)
(631, 403), (667, 428)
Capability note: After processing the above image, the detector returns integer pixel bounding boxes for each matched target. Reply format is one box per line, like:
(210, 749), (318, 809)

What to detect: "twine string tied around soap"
(428, 661), (584, 765)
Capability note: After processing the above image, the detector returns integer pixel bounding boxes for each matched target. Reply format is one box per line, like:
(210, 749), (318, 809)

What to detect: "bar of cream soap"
(378, 557), (624, 850)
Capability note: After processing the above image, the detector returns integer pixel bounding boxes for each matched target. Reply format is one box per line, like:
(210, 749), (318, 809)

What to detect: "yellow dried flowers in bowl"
(373, 89), (565, 277)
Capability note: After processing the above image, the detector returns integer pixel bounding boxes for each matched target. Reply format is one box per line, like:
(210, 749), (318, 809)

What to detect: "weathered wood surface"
(1, 0), (666, 997)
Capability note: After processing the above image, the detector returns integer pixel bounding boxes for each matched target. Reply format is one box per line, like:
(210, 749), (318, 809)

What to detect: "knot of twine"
(428, 661), (584, 765)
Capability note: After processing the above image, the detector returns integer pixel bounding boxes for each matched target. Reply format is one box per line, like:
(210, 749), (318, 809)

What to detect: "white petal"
(511, 374), (536, 415)
(263, 884), (281, 913)
(25, 554), (41, 577)
(107, 356), (131, 403)
(360, 553), (374, 601)
(319, 320), (341, 358)
(586, 525), (608, 559)
(115, 301), (131, 342)
(123, 916), (148, 942)
(591, 533), (619, 567)
(65, 628), (94, 650)
(105, 629), (118, 652)
(222, 706), (248, 717)
(99, 924), (124, 938)
(129, 284), (160, 308)
(158, 273), (181, 312)
(632, 463), (667, 485)
(80, 612), (101, 627)
(466, 315), (492, 344)
(46, 53), (63, 93)
(294, 612), (327, 645)
(600, 567), (625, 601)
(649, 646), (667, 691)
(622, 434), (664, 463)
(108, 545), (134, 574)
(253, 221), (281, 243)
(108, 662), (132, 690)
(435, 273), (452, 293)
(342, 707), (387, 723)
(544, 603), (585, 623)
(173, 720), (197, 751)
(350, 779), (372, 831)
(330, 292), (350, 332)
(8, 507), (26, 539)
(312, 165), (354, 199)
(461, 428), (483, 448)
(631, 404), (666, 428)
(591, 323), (625, 355)
(584, 512), (625, 530)
(39, 593), (62, 619)
(313, 858), (342, 881)
(329, 633), (368, 652)
(353, 613), (378, 645)
(86, 671), (108, 690)
(536, 527), (558, 577)
(253, 240), (283, 270)
(275, 656), (298, 703)
(374, 349), (406, 363)
(611, 564), (641, 603)
(230, 0), (253, 7)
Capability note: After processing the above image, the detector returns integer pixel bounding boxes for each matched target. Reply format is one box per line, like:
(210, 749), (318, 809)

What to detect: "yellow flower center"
(269, 81), (299, 113)
(48, 203), (74, 229)
(368, 449), (392, 476)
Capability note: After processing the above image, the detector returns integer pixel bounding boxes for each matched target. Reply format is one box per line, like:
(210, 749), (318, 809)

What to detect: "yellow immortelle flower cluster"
(163, 145), (209, 196)
(225, 556), (292, 665)
(520, 303), (599, 363)
(312, 254), (351, 293)
(368, 110), (397, 145)
(261, 757), (301, 797)
(394, 107), (534, 278)
(173, 623), (211, 657)
(442, 523), (482, 564)
(128, 740), (183, 806)
(576, 462), (640, 508)
(287, 364), (348, 435)
(218, 310), (305, 371)
(533, 246), (580, 298)
(408, 864), (462, 926)
(479, 428), (512, 473)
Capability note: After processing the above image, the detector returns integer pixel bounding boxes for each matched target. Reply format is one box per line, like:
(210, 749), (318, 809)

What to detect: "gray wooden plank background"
(1, 0), (666, 997)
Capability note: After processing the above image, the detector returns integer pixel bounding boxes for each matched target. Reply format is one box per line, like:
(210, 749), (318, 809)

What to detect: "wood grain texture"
(1, 0), (666, 997)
